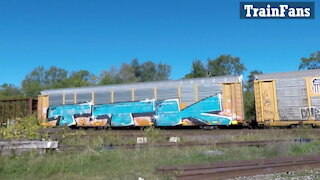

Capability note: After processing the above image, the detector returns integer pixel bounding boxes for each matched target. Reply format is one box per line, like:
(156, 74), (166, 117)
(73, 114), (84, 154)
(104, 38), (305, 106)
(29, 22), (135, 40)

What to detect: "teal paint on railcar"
(110, 113), (134, 126)
(179, 94), (232, 125)
(155, 100), (181, 126)
(46, 94), (232, 127)
(93, 100), (155, 117)
(154, 95), (232, 126)
(47, 103), (91, 126)
(92, 100), (155, 126)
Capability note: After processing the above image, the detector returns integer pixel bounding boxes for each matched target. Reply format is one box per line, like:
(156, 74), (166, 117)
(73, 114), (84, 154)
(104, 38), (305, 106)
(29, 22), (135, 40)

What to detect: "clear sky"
(0, 0), (319, 86)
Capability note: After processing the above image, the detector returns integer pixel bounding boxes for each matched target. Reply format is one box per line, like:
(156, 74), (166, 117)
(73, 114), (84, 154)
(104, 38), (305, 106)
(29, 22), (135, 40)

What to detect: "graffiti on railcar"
(93, 100), (155, 127)
(44, 93), (236, 127)
(261, 89), (274, 116)
(301, 107), (320, 120)
(279, 108), (294, 120)
(44, 102), (92, 127)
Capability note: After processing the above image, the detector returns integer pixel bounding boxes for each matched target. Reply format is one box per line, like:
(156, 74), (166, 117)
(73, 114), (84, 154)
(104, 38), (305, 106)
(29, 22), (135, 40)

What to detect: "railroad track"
(156, 155), (320, 180)
(40, 127), (320, 137)
(57, 139), (312, 151)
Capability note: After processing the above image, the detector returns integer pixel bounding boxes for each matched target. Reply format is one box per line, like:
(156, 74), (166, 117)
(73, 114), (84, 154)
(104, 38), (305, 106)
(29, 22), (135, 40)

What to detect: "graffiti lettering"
(262, 90), (272, 107)
(264, 110), (273, 115)
(46, 94), (235, 127)
(300, 107), (320, 120)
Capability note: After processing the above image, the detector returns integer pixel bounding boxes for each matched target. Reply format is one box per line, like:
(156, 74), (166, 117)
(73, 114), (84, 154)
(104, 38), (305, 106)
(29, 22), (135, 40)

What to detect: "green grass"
(2, 126), (320, 179)
(2, 140), (320, 180)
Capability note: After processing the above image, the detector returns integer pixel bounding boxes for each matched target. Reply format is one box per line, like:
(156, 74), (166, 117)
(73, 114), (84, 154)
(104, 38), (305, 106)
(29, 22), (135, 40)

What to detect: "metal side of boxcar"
(254, 69), (320, 127)
(38, 76), (245, 128)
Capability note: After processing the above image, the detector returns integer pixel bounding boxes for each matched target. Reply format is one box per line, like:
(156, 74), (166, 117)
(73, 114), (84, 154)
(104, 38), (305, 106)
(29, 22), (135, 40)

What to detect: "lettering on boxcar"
(262, 89), (273, 116)
(262, 90), (272, 107)
(301, 107), (320, 120)
(312, 79), (320, 94)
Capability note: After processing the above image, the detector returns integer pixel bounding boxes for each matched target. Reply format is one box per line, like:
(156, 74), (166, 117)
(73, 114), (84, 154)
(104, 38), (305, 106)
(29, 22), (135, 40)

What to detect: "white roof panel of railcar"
(41, 75), (242, 95)
(255, 69), (320, 80)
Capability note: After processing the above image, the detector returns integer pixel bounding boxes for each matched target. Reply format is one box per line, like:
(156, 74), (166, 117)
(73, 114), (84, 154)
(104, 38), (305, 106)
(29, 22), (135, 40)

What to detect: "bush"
(0, 115), (40, 139)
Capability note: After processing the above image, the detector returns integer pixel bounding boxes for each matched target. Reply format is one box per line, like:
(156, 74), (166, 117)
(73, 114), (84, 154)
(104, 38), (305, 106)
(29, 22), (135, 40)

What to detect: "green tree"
(243, 70), (262, 123)
(0, 84), (23, 99)
(299, 51), (320, 70)
(99, 71), (114, 85)
(44, 66), (68, 88)
(156, 63), (171, 80)
(131, 58), (141, 80)
(118, 63), (138, 83)
(98, 67), (120, 85)
(207, 55), (246, 76)
(184, 60), (207, 78)
(65, 70), (96, 87)
(245, 70), (262, 91)
(99, 59), (171, 84)
(22, 66), (68, 97)
(140, 61), (157, 82)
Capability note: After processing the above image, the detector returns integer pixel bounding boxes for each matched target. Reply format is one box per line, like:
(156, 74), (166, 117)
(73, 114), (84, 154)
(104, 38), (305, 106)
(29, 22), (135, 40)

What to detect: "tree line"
(0, 51), (319, 121)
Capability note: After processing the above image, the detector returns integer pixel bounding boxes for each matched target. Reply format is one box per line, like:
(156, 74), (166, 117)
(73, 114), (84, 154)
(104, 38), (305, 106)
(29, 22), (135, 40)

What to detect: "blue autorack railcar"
(38, 76), (244, 128)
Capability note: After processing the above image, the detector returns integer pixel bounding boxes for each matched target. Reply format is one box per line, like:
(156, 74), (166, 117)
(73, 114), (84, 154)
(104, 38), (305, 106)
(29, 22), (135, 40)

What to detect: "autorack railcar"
(38, 76), (245, 128)
(254, 69), (320, 127)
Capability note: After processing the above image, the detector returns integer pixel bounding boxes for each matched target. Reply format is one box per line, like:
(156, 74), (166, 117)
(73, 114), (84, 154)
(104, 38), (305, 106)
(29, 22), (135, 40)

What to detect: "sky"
(0, 0), (319, 86)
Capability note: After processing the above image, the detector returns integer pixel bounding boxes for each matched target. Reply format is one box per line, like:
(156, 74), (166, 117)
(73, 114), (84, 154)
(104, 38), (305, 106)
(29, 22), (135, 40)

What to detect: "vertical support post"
(272, 80), (279, 121)
(74, 93), (77, 104)
(305, 78), (312, 121)
(305, 78), (312, 108)
(62, 94), (65, 105)
(194, 84), (199, 102)
(92, 92), (95, 104)
(153, 88), (157, 100)
(131, 89), (135, 101)
(177, 86), (181, 103)
(111, 91), (114, 103)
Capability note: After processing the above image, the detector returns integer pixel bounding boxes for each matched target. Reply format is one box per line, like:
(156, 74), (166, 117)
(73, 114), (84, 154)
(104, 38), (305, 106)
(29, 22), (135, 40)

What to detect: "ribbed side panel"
(114, 90), (132, 103)
(181, 86), (196, 105)
(94, 91), (111, 105)
(311, 97), (320, 107)
(276, 78), (308, 120)
(65, 93), (74, 105)
(198, 84), (221, 101)
(135, 88), (154, 101)
(49, 94), (63, 106)
(157, 87), (178, 100)
(77, 93), (92, 104)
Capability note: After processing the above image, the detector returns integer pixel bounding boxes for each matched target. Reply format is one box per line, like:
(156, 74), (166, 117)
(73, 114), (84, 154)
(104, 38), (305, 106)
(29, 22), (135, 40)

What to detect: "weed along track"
(156, 155), (320, 180)
(56, 139), (314, 152)
(2, 117), (320, 180)
(42, 127), (320, 137)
